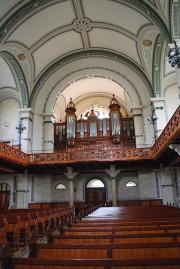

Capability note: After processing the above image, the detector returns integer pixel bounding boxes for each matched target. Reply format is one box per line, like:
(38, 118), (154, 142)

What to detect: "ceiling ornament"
(143, 40), (152, 46)
(73, 18), (92, 33)
(18, 53), (26, 61)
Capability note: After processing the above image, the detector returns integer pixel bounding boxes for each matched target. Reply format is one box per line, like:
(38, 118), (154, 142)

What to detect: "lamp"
(147, 108), (158, 142)
(168, 40), (180, 69)
(16, 122), (26, 151)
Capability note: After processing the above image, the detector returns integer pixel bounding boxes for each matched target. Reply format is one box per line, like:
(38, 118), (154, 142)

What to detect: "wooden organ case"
(54, 95), (135, 151)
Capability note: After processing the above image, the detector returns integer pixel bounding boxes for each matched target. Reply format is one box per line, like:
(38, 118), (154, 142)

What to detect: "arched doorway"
(0, 183), (10, 209)
(85, 178), (106, 209)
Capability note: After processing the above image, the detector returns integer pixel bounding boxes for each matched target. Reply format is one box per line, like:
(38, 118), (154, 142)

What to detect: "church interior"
(0, 0), (180, 268)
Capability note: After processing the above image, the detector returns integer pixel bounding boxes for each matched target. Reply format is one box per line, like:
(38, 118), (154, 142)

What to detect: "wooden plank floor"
(84, 206), (180, 221)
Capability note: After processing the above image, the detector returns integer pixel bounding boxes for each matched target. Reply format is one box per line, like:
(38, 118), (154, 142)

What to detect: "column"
(64, 167), (78, 207)
(150, 98), (166, 138)
(43, 114), (54, 153)
(105, 165), (120, 206)
(131, 107), (145, 148)
(18, 108), (34, 153)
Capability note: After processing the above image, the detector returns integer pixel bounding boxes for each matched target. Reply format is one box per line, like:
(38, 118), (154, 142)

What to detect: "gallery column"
(105, 165), (120, 206)
(64, 167), (77, 207)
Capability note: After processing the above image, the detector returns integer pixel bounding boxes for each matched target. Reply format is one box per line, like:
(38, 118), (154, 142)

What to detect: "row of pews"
(10, 205), (180, 269)
(0, 206), (77, 269)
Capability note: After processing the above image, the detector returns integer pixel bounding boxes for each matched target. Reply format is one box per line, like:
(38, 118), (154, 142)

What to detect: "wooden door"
(0, 191), (10, 209)
(0, 183), (10, 209)
(85, 187), (106, 209)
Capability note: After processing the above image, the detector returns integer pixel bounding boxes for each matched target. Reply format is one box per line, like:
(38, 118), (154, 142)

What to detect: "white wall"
(33, 175), (52, 202)
(165, 84), (179, 120)
(117, 172), (139, 200)
(0, 99), (19, 146)
(138, 170), (158, 199)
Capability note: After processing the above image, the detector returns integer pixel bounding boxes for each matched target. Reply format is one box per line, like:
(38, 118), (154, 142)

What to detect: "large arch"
(32, 54), (153, 115)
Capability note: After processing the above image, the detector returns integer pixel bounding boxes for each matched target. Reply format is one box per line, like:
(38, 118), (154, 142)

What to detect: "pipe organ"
(54, 95), (135, 151)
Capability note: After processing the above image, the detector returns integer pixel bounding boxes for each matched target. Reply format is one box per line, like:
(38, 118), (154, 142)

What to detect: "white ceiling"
(0, 0), (172, 121)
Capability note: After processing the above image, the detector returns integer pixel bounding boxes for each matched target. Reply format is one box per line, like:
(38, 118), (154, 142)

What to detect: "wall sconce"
(15, 122), (26, 151)
(168, 40), (180, 69)
(147, 108), (158, 142)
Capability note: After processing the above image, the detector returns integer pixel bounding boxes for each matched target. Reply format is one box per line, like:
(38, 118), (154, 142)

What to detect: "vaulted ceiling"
(0, 0), (174, 121)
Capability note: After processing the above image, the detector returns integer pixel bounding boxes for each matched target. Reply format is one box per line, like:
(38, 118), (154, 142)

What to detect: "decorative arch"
(0, 51), (29, 108)
(152, 34), (164, 97)
(31, 50), (153, 113)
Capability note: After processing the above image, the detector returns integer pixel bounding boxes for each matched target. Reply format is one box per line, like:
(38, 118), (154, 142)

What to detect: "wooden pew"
(74, 220), (180, 230)
(9, 205), (180, 269)
(11, 257), (180, 269)
(0, 223), (11, 269)
(51, 232), (180, 244)
(0, 215), (20, 252)
(33, 242), (180, 259)
(63, 225), (180, 235)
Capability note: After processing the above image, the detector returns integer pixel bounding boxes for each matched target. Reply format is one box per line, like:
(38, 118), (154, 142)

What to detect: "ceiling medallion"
(73, 18), (92, 33)
(4, 121), (9, 127)
(18, 53), (26, 60)
(143, 40), (152, 46)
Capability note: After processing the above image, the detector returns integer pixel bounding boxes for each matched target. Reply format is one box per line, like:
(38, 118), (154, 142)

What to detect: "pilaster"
(15, 169), (30, 208)
(131, 107), (145, 148)
(43, 114), (54, 153)
(19, 108), (33, 153)
(159, 165), (175, 205)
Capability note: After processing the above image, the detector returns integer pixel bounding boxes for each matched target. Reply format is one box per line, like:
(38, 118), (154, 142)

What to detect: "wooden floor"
(84, 206), (180, 220)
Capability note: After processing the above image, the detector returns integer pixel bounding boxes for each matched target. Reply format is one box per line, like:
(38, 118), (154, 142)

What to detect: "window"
(125, 181), (137, 187)
(87, 179), (104, 188)
(55, 183), (66, 190)
(0, 183), (10, 191)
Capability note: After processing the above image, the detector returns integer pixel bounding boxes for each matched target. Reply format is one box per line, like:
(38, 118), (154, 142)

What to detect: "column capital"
(64, 166), (78, 180)
(150, 98), (165, 109)
(131, 106), (143, 116)
(105, 165), (120, 178)
(43, 114), (54, 123)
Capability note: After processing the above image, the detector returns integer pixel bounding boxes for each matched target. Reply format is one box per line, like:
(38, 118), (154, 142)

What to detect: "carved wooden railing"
(152, 105), (180, 159)
(0, 106), (179, 167)
(0, 143), (27, 166)
(28, 147), (152, 165)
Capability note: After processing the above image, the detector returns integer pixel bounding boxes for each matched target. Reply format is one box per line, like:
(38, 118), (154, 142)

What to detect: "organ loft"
(54, 95), (135, 151)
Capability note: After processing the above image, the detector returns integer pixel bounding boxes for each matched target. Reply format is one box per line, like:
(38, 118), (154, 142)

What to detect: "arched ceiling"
(0, 0), (172, 120)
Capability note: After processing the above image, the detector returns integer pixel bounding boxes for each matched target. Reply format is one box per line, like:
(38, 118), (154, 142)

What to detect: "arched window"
(0, 183), (10, 191)
(55, 183), (66, 190)
(86, 179), (104, 188)
(125, 181), (137, 187)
